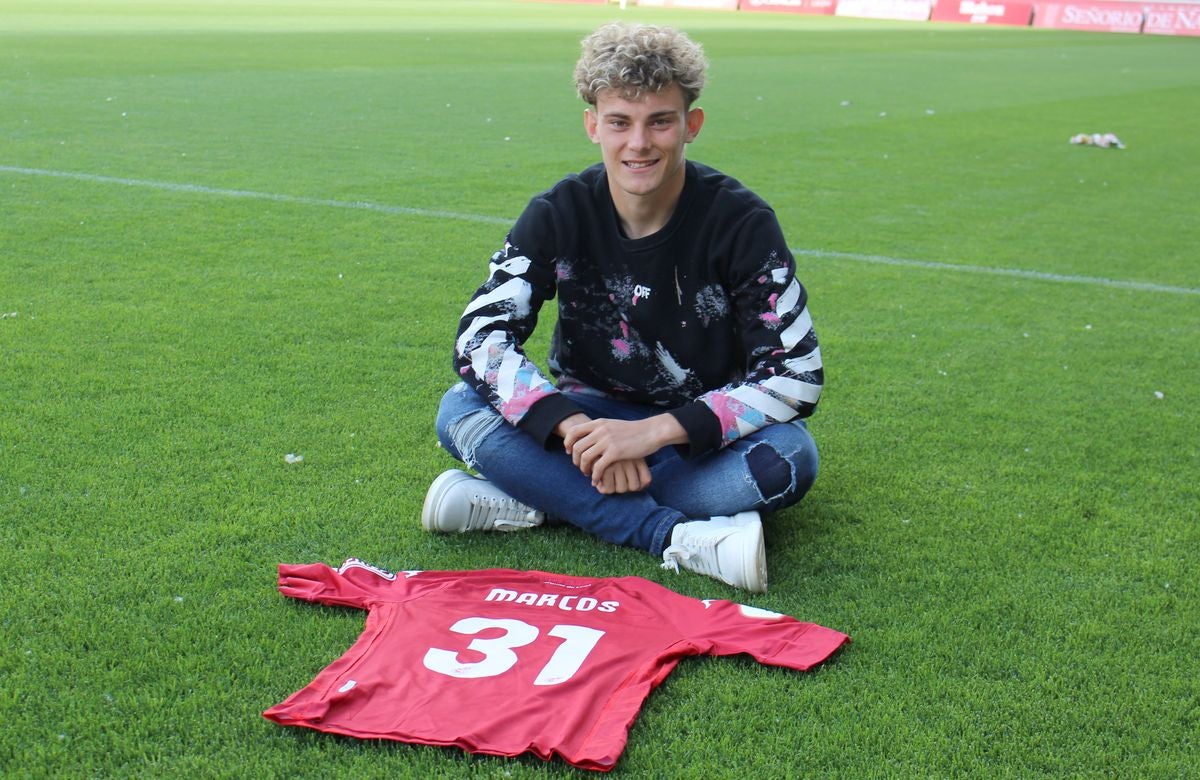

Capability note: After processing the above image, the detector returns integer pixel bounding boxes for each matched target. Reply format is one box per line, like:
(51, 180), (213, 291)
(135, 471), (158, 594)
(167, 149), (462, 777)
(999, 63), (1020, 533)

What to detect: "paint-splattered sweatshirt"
(453, 161), (822, 459)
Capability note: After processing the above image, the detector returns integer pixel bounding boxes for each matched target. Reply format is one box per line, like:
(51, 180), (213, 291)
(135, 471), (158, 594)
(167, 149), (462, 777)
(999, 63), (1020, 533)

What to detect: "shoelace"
(466, 493), (538, 531)
(660, 529), (732, 577)
(659, 548), (688, 574)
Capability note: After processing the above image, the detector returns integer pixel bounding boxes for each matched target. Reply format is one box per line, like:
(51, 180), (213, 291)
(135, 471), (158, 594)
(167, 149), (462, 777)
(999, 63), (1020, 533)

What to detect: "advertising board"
(930, 0), (1035, 24)
(1141, 2), (1200, 35)
(637, 0), (740, 8)
(836, 0), (933, 20)
(739, 0), (838, 14)
(1032, 1), (1145, 32)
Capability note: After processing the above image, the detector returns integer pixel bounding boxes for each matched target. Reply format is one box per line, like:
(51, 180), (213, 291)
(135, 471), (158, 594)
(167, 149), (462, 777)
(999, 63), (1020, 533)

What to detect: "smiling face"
(583, 83), (705, 226)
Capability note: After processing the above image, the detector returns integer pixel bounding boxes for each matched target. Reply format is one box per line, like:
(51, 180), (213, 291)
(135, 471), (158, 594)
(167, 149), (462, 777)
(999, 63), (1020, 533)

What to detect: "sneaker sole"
(740, 518), (767, 593)
(725, 512), (767, 593)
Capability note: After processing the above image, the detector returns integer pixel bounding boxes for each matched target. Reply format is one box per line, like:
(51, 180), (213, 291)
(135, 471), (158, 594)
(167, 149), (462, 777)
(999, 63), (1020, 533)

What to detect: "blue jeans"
(434, 382), (818, 556)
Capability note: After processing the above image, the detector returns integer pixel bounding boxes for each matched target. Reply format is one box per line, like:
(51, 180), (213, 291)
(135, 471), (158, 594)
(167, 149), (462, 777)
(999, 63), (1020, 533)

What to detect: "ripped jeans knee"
(742, 429), (818, 513)
(435, 383), (504, 469)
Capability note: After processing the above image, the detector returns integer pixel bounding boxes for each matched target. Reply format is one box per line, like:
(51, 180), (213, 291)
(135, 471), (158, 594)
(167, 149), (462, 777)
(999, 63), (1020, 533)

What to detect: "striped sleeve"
(452, 233), (574, 436)
(691, 219), (823, 453)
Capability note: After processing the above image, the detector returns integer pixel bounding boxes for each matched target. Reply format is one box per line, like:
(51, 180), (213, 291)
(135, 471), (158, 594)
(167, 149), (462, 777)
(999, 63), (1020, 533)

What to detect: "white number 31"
(422, 617), (605, 686)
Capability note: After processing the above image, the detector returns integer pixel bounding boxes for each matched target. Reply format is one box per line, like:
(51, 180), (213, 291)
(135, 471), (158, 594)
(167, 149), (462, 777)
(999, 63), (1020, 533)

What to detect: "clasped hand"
(559, 414), (687, 495)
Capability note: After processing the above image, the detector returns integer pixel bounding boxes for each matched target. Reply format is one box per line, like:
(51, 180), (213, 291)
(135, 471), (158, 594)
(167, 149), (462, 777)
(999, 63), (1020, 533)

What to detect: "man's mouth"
(624, 160), (659, 170)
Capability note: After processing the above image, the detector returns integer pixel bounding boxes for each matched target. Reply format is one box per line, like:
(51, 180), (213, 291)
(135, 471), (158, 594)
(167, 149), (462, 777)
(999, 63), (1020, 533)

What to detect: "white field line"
(0, 165), (511, 226)
(793, 249), (1200, 297)
(4, 165), (1198, 297)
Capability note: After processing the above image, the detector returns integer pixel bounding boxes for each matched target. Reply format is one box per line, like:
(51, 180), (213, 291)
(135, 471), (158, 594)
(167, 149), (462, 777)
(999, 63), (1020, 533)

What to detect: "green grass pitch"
(1, 1), (1197, 776)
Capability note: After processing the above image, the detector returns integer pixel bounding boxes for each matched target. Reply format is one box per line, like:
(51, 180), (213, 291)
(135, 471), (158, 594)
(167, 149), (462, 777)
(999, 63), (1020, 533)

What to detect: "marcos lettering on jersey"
(485, 587), (620, 613)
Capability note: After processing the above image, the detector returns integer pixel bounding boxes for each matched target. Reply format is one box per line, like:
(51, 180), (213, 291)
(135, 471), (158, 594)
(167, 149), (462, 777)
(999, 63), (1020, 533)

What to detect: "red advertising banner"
(637, 0), (740, 8)
(836, 0), (933, 20)
(1032, 2), (1145, 32)
(1141, 2), (1200, 35)
(930, 0), (1035, 24)
(739, 0), (838, 14)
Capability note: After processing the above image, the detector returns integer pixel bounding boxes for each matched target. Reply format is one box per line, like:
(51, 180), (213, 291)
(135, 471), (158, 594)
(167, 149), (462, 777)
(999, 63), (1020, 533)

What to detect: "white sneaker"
(661, 511), (767, 592)
(421, 469), (544, 533)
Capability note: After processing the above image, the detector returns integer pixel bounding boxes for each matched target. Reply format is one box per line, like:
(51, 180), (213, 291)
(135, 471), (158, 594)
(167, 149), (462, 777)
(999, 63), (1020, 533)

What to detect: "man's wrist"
(554, 413), (591, 439)
(649, 413), (689, 448)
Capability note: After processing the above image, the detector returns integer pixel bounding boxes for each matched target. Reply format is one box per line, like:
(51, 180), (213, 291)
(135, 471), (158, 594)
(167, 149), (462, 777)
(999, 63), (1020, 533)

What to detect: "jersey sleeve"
(679, 209), (823, 455)
(682, 597), (849, 671)
(276, 559), (426, 609)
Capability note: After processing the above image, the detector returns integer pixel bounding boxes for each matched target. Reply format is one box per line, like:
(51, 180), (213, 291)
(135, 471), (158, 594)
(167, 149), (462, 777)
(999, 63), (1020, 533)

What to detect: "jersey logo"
(738, 604), (784, 620)
(702, 600), (784, 620)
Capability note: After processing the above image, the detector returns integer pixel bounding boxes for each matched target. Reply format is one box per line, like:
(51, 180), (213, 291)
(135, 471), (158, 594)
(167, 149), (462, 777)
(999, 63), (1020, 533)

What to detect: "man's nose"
(629, 123), (651, 151)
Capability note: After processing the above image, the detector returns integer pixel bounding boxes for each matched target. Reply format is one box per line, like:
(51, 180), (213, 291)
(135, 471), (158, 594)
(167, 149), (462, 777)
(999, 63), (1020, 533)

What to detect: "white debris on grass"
(1070, 132), (1125, 149)
(285, 453), (304, 464)
(1154, 391), (1165, 400)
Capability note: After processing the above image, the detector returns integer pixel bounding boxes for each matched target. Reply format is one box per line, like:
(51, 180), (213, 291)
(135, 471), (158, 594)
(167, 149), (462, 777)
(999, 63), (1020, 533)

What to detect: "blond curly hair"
(574, 22), (708, 107)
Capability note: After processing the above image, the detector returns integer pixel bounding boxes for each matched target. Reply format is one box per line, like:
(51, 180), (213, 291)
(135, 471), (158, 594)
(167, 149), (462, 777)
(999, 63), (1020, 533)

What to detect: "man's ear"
(583, 108), (600, 144)
(685, 107), (705, 143)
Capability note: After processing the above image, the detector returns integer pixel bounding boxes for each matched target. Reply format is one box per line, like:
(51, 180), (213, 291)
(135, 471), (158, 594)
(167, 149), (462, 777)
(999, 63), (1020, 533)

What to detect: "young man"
(423, 22), (822, 593)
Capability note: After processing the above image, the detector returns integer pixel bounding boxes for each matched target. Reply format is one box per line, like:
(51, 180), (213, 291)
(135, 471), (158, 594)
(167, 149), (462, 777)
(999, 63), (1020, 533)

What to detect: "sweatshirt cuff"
(517, 392), (586, 449)
(667, 401), (722, 459)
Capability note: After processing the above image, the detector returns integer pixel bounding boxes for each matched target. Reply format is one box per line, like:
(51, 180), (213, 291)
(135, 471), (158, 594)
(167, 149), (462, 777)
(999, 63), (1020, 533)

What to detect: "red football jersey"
(264, 559), (849, 772)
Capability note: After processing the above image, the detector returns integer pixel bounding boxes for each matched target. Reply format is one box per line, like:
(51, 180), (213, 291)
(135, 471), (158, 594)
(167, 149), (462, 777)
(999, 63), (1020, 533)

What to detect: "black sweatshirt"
(453, 161), (822, 459)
